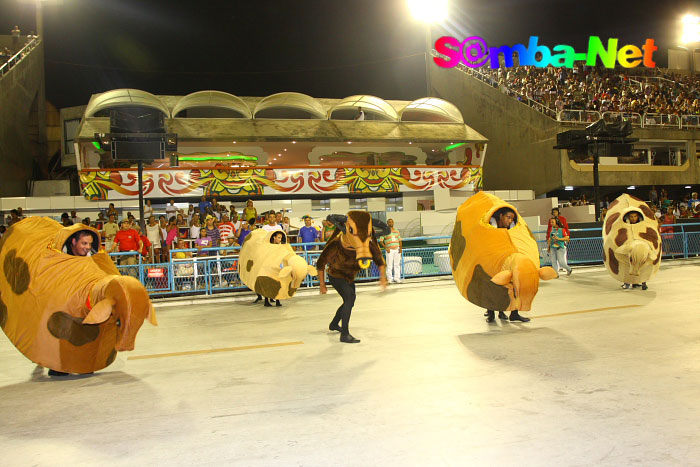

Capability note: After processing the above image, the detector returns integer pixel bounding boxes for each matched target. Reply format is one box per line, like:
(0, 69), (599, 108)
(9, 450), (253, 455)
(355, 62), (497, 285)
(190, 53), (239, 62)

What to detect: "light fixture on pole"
(680, 13), (700, 75)
(407, 0), (448, 97)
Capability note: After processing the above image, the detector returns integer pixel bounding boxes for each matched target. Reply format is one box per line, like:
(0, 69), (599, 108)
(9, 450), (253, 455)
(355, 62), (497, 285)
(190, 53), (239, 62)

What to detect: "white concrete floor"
(2, 259), (700, 466)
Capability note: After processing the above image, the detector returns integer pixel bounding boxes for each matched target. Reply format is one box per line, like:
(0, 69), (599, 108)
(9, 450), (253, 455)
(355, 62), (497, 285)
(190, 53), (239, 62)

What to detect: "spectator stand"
(104, 224), (700, 297)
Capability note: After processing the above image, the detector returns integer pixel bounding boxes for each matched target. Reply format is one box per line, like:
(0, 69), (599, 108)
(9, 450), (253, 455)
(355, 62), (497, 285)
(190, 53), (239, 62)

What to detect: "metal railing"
(0, 37), (40, 78)
(601, 111), (643, 126)
(107, 225), (700, 297)
(557, 110), (602, 124)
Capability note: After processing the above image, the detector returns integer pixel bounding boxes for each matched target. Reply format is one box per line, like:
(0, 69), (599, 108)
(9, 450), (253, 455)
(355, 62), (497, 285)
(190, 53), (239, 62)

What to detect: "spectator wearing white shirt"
(262, 212), (282, 232)
(165, 199), (178, 219)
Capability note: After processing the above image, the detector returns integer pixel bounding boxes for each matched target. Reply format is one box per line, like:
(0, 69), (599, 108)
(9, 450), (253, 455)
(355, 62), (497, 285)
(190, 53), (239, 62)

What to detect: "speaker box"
(110, 107), (165, 134)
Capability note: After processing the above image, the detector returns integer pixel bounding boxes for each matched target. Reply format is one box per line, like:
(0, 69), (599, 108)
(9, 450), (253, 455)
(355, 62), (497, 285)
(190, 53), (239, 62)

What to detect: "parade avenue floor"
(2, 259), (700, 466)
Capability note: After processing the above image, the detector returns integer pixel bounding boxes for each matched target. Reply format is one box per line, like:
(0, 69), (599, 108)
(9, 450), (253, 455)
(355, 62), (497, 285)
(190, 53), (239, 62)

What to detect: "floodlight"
(681, 14), (700, 44)
(407, 0), (447, 23)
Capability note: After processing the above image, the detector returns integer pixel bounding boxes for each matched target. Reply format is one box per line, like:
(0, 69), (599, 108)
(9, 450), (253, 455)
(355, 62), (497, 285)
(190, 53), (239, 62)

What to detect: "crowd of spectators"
(470, 62), (700, 121)
(1, 26), (39, 74)
(0, 197), (334, 264)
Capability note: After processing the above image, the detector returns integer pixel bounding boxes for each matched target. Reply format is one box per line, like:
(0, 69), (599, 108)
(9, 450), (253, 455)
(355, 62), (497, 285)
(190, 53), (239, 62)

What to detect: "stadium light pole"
(407, 0), (448, 97)
(680, 13), (700, 75)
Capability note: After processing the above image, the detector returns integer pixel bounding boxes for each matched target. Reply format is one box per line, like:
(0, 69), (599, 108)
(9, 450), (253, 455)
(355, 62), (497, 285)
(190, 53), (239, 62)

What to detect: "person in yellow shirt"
(380, 218), (402, 283)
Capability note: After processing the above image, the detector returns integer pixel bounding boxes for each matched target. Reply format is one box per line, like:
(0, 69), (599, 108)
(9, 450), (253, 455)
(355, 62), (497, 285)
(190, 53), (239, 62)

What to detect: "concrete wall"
(429, 65), (563, 194)
(0, 40), (43, 196)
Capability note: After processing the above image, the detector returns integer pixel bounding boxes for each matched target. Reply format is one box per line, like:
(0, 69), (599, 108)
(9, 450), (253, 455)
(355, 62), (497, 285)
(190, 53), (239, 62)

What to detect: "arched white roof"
(329, 95), (398, 121)
(172, 91), (252, 118)
(400, 97), (464, 123)
(85, 89), (170, 118)
(253, 92), (326, 119)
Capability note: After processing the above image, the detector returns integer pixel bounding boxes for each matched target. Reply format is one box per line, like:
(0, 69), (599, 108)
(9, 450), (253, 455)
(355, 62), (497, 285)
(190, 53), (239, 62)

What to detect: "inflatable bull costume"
(602, 194), (661, 290)
(317, 212), (389, 343)
(238, 229), (317, 304)
(449, 192), (557, 323)
(0, 218), (156, 376)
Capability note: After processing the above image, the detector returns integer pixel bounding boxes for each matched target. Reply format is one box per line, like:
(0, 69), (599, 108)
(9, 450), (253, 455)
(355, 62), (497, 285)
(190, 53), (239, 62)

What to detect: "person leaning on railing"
(109, 220), (142, 266)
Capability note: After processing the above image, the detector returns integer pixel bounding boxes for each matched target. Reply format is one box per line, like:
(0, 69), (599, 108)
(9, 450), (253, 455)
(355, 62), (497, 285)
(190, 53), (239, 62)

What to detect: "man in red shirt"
(546, 207), (570, 239)
(217, 213), (236, 246)
(109, 220), (142, 266)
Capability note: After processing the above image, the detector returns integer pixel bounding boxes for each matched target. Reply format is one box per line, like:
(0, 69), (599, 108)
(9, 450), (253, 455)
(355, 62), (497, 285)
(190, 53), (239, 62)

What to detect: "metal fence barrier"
(108, 223), (700, 297)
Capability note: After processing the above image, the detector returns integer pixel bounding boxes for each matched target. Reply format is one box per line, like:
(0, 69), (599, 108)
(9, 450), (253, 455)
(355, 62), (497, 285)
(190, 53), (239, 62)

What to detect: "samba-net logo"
(434, 36), (657, 69)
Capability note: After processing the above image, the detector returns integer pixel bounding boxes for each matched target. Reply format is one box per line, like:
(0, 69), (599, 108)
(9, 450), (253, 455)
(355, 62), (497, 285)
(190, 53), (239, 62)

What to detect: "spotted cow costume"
(602, 194), (661, 289)
(316, 212), (389, 343)
(238, 229), (317, 304)
(0, 217), (156, 375)
(449, 192), (557, 323)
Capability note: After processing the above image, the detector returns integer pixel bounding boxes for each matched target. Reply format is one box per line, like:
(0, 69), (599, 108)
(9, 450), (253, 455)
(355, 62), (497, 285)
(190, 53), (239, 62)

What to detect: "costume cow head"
(83, 275), (157, 352)
(327, 212), (390, 269)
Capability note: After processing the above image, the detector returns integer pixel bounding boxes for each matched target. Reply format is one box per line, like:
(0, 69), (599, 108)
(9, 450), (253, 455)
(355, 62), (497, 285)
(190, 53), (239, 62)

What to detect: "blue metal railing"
(106, 223), (700, 297)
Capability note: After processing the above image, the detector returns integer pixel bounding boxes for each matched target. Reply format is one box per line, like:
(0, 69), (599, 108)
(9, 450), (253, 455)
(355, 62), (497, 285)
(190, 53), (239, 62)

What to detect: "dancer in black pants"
(316, 212), (389, 343)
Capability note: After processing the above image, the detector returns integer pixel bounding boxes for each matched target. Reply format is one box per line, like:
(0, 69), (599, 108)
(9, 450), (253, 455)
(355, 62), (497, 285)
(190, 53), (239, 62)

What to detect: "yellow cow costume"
(602, 194), (661, 286)
(238, 229), (317, 300)
(0, 218), (156, 375)
(449, 192), (556, 320)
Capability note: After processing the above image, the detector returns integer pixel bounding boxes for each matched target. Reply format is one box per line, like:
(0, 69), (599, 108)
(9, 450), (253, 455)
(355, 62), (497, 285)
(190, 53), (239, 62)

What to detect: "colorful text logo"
(434, 36), (657, 69)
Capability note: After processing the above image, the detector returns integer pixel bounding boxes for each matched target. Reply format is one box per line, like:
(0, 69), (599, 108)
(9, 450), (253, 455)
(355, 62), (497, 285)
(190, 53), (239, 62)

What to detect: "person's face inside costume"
(273, 233), (283, 244)
(71, 233), (93, 256)
(628, 212), (640, 224)
(498, 211), (515, 228)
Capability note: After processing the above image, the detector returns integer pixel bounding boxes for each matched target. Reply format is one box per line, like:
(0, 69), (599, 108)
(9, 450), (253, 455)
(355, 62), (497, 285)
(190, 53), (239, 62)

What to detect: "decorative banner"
(80, 167), (482, 200)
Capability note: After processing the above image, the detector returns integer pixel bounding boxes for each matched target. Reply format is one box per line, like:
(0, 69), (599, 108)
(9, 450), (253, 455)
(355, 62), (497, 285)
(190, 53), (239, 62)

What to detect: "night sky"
(1, 0), (698, 109)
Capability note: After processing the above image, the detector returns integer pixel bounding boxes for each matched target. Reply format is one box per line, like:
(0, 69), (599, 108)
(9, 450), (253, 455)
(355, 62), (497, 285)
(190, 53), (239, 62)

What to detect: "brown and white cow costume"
(316, 211), (389, 343)
(603, 194), (661, 286)
(0, 217), (156, 375)
(449, 192), (557, 322)
(238, 229), (317, 300)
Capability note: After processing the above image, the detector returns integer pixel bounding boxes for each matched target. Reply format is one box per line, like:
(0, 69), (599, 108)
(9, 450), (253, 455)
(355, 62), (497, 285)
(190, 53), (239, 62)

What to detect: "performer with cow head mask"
(316, 212), (389, 343)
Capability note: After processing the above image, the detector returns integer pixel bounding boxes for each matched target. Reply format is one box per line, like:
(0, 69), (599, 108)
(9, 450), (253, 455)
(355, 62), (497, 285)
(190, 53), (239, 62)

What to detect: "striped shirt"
(381, 229), (401, 249)
(205, 227), (221, 247)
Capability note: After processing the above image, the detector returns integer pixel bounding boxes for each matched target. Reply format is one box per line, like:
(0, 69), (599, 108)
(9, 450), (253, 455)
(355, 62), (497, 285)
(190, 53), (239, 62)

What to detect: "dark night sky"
(1, 0), (699, 109)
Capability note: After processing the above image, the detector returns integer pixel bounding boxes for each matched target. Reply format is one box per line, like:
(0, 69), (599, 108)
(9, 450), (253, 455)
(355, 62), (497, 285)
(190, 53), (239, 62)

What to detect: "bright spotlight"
(627, 186), (636, 190)
(407, 0), (447, 23)
(564, 186), (574, 191)
(681, 14), (700, 44)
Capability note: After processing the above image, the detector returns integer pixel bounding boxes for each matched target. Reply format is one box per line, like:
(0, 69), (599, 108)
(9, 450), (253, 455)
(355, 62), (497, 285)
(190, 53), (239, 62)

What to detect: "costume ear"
(147, 303), (158, 326)
(83, 298), (115, 324)
(307, 265), (318, 276)
(538, 267), (558, 280)
(372, 218), (391, 237)
(326, 214), (347, 233)
(279, 266), (293, 278)
(490, 270), (513, 286)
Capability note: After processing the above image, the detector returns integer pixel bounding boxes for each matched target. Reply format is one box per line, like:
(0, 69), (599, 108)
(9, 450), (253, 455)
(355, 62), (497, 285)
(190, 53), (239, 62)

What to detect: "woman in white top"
(146, 215), (162, 262)
(144, 199), (154, 219)
(190, 216), (201, 242)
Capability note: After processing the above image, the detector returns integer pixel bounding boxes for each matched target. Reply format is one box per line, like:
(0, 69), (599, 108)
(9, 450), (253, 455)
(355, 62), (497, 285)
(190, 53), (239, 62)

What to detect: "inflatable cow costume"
(449, 192), (557, 323)
(602, 194), (661, 290)
(0, 218), (156, 376)
(238, 229), (317, 305)
(316, 212), (390, 343)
